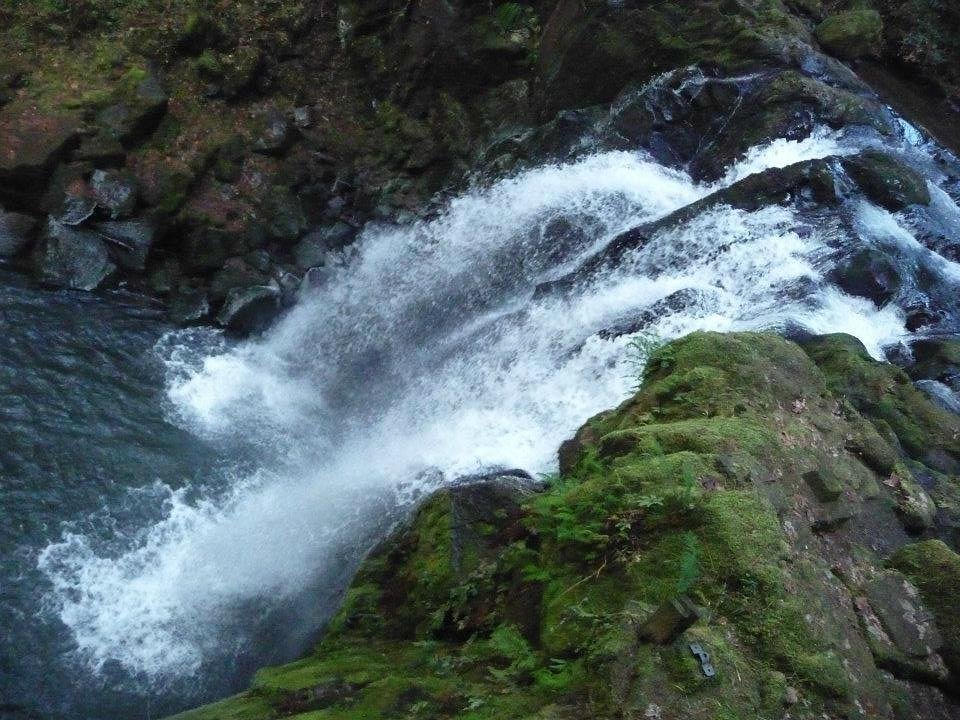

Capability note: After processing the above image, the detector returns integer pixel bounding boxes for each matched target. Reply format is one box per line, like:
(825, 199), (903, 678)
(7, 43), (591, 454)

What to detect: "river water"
(4, 89), (960, 719)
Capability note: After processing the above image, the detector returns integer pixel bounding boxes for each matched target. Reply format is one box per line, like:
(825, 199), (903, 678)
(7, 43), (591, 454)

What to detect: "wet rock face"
(34, 219), (114, 291)
(171, 332), (960, 720)
(216, 284), (282, 336)
(841, 151), (931, 212)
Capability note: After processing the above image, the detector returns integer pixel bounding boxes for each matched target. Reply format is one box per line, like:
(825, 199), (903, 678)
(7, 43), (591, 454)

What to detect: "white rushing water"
(39, 129), (917, 682)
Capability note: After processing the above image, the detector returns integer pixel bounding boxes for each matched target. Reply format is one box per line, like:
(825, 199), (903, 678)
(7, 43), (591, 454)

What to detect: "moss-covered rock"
(841, 150), (931, 211)
(889, 540), (960, 679)
(816, 7), (884, 59)
(168, 331), (960, 719)
(801, 333), (960, 474)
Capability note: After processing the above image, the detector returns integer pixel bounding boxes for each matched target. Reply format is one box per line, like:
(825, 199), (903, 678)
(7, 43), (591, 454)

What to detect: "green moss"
(889, 540), (960, 674)
(803, 333), (960, 471)
(816, 8), (883, 59)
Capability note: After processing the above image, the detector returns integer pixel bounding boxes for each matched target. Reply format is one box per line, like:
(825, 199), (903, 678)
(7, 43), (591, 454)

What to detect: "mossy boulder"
(889, 540), (960, 678)
(841, 150), (931, 211)
(816, 8), (884, 59)
(801, 333), (960, 474)
(907, 339), (960, 390)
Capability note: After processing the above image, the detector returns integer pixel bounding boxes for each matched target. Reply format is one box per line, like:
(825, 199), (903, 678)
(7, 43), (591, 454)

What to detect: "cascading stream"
(33, 106), (960, 715)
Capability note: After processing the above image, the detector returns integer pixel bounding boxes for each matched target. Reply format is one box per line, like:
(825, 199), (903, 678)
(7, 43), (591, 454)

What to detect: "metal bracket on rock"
(689, 642), (716, 678)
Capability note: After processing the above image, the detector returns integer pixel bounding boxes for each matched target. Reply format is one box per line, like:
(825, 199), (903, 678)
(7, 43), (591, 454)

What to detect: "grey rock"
(292, 106), (312, 129)
(34, 219), (114, 290)
(209, 257), (269, 305)
(58, 195), (98, 226)
(866, 572), (943, 659)
(90, 169), (138, 219)
(260, 185), (307, 244)
(94, 217), (157, 270)
(253, 110), (292, 155)
(292, 233), (327, 269)
(0, 209), (37, 257)
(216, 284), (282, 336)
(293, 222), (358, 268)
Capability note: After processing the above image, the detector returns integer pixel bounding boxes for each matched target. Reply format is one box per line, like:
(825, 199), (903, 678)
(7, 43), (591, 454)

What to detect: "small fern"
(626, 331), (665, 391)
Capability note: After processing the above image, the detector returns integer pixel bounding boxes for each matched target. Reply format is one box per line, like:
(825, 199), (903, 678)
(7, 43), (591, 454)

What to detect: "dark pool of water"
(0, 269), (228, 720)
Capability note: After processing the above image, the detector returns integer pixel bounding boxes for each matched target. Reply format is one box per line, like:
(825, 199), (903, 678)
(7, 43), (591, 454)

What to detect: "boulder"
(216, 284), (282, 335)
(816, 9), (883, 59)
(34, 219), (115, 290)
(94, 70), (168, 146)
(253, 109), (293, 155)
(0, 99), (81, 206)
(261, 185), (308, 244)
(89, 169), (139, 219)
(93, 218), (157, 271)
(180, 226), (232, 273)
(57, 194), (98, 227)
(208, 257), (270, 305)
(829, 248), (903, 306)
(866, 572), (944, 659)
(907, 339), (960, 391)
(292, 221), (357, 267)
(889, 540), (960, 678)
(0, 209), (38, 257)
(842, 151), (931, 211)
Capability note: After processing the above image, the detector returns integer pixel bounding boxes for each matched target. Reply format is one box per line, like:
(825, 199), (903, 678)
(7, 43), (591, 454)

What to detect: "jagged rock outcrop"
(168, 332), (960, 719)
(2, 0), (957, 335)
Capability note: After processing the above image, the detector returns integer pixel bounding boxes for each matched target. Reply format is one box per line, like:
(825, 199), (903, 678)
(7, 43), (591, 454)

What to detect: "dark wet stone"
(829, 249), (903, 307)
(168, 288), (211, 324)
(842, 151), (931, 212)
(89, 169), (139, 219)
(34, 219), (114, 290)
(94, 217), (157, 271)
(261, 186), (307, 244)
(216, 284), (282, 336)
(209, 257), (270, 305)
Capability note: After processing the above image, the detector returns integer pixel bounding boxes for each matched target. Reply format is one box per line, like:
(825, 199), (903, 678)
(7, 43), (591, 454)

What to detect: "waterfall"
(36, 114), (960, 695)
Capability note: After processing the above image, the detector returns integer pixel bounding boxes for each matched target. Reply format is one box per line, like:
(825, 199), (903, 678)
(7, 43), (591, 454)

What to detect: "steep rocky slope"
(168, 331), (960, 719)
(1, 0), (958, 332)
